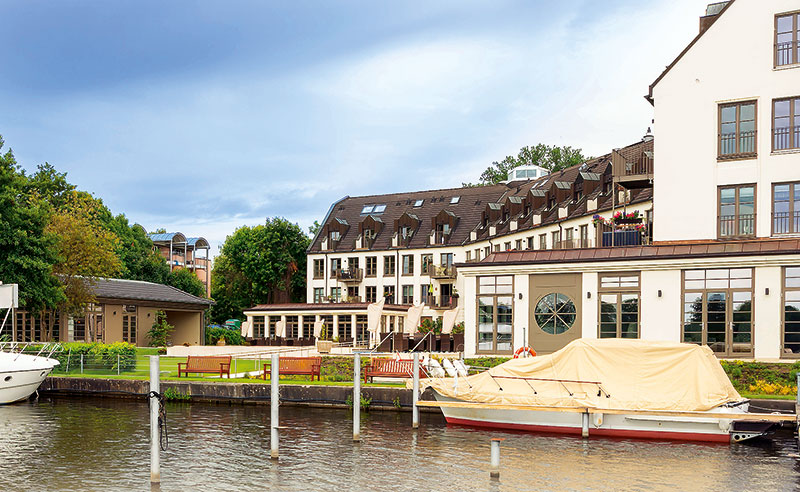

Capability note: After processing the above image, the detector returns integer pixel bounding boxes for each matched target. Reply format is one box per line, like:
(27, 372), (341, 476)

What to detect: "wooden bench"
(364, 358), (427, 383)
(262, 356), (322, 381)
(178, 355), (231, 378)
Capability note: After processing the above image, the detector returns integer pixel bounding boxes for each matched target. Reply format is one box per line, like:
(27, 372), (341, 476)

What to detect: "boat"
(0, 283), (60, 404)
(421, 339), (794, 443)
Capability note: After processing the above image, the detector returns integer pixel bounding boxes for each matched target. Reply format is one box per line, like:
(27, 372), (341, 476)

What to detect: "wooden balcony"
(612, 146), (653, 189)
(334, 268), (363, 283)
(424, 295), (459, 310)
(424, 264), (457, 279)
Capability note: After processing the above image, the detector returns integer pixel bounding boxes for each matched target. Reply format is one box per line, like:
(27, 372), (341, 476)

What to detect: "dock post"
(412, 352), (420, 429)
(353, 352), (361, 441)
(149, 355), (161, 484)
(80, 353), (84, 374)
(796, 373), (799, 447)
(581, 411), (589, 438)
(489, 438), (501, 478)
(270, 353), (279, 460)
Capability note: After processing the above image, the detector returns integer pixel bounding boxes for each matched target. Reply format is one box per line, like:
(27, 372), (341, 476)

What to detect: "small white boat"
(0, 347), (60, 404)
(423, 339), (792, 443)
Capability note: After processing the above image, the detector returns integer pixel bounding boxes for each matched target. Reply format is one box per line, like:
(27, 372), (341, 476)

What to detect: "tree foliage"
(464, 144), (588, 186)
(210, 217), (310, 323)
(167, 268), (206, 298)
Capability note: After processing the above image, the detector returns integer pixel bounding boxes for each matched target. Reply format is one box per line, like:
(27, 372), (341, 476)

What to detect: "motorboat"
(421, 339), (795, 443)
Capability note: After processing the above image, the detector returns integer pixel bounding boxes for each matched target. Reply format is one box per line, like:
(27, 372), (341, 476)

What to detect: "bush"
(54, 342), (137, 372)
(204, 327), (245, 346)
(146, 310), (174, 347)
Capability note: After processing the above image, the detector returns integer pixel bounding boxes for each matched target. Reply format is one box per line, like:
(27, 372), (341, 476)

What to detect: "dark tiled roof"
(247, 303), (410, 312)
(91, 278), (213, 307)
(461, 238), (800, 267)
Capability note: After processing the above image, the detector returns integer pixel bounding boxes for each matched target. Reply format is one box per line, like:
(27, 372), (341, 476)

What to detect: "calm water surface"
(0, 396), (798, 492)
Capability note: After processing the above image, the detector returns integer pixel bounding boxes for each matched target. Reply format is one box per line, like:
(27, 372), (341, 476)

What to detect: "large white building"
(246, 0), (800, 361)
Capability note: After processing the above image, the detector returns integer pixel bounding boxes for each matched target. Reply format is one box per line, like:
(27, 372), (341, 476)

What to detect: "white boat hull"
(0, 352), (59, 404)
(433, 392), (751, 443)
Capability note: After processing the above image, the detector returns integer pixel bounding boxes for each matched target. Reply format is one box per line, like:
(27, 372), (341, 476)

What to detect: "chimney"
(699, 2), (729, 34)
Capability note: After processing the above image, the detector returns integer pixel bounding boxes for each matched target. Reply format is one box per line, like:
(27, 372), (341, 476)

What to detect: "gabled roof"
(91, 278), (213, 307)
(646, 1), (734, 104)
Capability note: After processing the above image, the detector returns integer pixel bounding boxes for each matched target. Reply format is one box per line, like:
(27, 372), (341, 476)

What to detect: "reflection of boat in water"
(422, 339), (795, 443)
(0, 283), (60, 404)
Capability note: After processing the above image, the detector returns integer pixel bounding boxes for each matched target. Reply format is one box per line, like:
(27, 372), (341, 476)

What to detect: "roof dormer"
(393, 212), (421, 247)
(357, 215), (383, 249)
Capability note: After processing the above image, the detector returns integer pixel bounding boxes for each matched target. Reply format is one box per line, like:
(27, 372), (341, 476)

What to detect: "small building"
(12, 278), (213, 346)
(147, 231), (212, 296)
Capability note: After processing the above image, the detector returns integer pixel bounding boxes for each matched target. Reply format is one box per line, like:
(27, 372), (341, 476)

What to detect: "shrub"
(204, 327), (245, 346)
(146, 310), (174, 347)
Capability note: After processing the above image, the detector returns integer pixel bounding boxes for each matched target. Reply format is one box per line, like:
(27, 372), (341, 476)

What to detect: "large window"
(383, 286), (395, 304)
(682, 268), (753, 357)
(718, 101), (756, 159)
(313, 288), (324, 304)
(365, 256), (377, 277)
(122, 305), (137, 344)
(598, 274), (639, 338)
(330, 258), (341, 278)
(253, 316), (265, 338)
(365, 286), (377, 303)
(719, 184), (755, 238)
(383, 255), (395, 276)
(773, 97), (800, 151)
(776, 12), (800, 67)
(783, 267), (800, 357)
(402, 255), (414, 275)
(355, 315), (368, 344)
(268, 316), (280, 337)
(477, 276), (513, 354)
(329, 287), (341, 302)
(402, 285), (414, 304)
(286, 315), (299, 339)
(338, 315), (352, 340)
(773, 182), (800, 234)
(313, 259), (324, 279)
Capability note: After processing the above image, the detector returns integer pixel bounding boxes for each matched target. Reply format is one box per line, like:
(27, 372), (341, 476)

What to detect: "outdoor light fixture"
(518, 293), (523, 300)
(657, 290), (662, 298)
(587, 292), (591, 299)
(113, 311), (116, 315)
(765, 288), (770, 296)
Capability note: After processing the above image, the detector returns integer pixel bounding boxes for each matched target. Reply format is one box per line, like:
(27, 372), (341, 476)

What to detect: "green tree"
(146, 310), (174, 347)
(167, 268), (206, 298)
(465, 144), (588, 186)
(0, 137), (63, 313)
(103, 214), (170, 284)
(308, 220), (322, 237)
(210, 217), (310, 323)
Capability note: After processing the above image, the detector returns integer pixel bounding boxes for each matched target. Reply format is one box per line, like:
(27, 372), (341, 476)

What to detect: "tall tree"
(167, 268), (206, 298)
(210, 217), (310, 322)
(465, 144), (588, 186)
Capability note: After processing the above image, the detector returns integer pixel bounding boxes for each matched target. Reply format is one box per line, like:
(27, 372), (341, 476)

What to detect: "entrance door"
(529, 274), (582, 354)
(683, 268), (753, 357)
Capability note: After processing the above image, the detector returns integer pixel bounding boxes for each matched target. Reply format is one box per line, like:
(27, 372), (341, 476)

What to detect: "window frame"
(401, 254), (414, 276)
(383, 285), (395, 304)
(717, 183), (757, 239)
(365, 285), (377, 303)
(775, 11), (800, 68)
(782, 266), (800, 358)
(717, 100), (758, 161)
(597, 272), (641, 339)
(365, 256), (377, 277)
(383, 255), (395, 276)
(313, 259), (325, 279)
(772, 181), (800, 235)
(402, 284), (414, 304)
(475, 276), (514, 355)
(772, 96), (800, 151)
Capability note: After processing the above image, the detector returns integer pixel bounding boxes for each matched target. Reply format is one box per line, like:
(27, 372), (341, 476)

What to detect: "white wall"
(513, 273), (530, 348)
(581, 272), (598, 339)
(754, 266), (782, 359)
(653, 0), (800, 242)
(640, 270), (682, 341)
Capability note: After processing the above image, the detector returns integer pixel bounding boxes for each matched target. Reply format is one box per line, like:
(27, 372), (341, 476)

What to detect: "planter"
(316, 340), (333, 353)
(614, 218), (642, 224)
(438, 334), (451, 352)
(452, 333), (465, 352)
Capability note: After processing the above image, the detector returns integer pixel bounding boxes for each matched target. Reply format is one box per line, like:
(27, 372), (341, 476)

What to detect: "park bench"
(364, 358), (428, 383)
(262, 356), (322, 381)
(178, 355), (231, 378)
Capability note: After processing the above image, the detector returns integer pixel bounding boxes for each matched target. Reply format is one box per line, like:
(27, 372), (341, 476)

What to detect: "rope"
(147, 391), (169, 451)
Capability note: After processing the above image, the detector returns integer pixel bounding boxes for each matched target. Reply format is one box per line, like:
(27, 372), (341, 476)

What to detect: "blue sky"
(0, 0), (704, 256)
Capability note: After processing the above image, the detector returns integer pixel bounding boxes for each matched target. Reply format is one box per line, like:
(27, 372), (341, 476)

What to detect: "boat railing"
(488, 375), (612, 398)
(0, 341), (63, 361)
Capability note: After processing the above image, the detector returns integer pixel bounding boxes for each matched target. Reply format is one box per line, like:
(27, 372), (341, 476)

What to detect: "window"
(421, 284), (431, 304)
(286, 315), (299, 339)
(338, 315), (352, 339)
(253, 316), (266, 338)
(682, 268), (753, 356)
(347, 257), (359, 270)
(565, 228), (574, 243)
(330, 287), (341, 302)
(527, 237), (534, 250)
(319, 315), (333, 340)
(775, 12), (800, 67)
(465, 250), (472, 262)
(494, 244), (500, 252)
(302, 316), (314, 339)
(402, 285), (414, 304)
(373, 204), (386, 214)
(539, 234), (546, 250)
(504, 241), (511, 251)
(580, 224), (589, 247)
(361, 205), (374, 214)
(474, 248), (480, 261)
(783, 267), (800, 357)
(718, 184), (755, 238)
(718, 101), (756, 159)
(598, 274), (640, 339)
(268, 316), (280, 337)
(347, 286), (359, 301)
(355, 315), (368, 343)
(450, 196), (460, 204)
(313, 288), (324, 303)
(383, 255), (395, 276)
(515, 239), (522, 251)
(330, 230), (341, 242)
(414, 199), (424, 207)
(400, 225), (414, 240)
(365, 256), (377, 276)
(421, 254), (433, 275)
(773, 97), (800, 151)
(313, 259), (324, 279)
(122, 305), (136, 344)
(365, 286), (377, 303)
(330, 258), (341, 277)
(383, 286), (395, 304)
(402, 255), (414, 275)
(551, 230), (561, 247)
(773, 182), (800, 234)
(534, 294), (576, 335)
(441, 253), (454, 267)
(477, 276), (513, 353)
(484, 246), (491, 257)
(73, 316), (86, 342)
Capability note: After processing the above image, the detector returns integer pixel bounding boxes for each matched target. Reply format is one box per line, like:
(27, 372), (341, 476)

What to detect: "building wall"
(653, 0), (800, 242)
(168, 310), (203, 346)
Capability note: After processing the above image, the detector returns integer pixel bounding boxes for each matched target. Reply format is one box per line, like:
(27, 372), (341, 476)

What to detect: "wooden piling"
(412, 353), (420, 429)
(353, 352), (361, 441)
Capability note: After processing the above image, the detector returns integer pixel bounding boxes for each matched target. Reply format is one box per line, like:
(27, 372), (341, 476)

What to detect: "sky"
(0, 0), (706, 257)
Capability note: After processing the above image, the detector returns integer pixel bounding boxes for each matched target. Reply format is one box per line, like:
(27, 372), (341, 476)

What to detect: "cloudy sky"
(1, 0), (705, 256)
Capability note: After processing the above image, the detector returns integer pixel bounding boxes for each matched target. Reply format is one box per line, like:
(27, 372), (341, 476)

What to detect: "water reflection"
(0, 397), (796, 491)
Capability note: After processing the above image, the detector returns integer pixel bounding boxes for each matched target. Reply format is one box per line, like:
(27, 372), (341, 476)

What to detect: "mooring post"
(581, 411), (589, 439)
(353, 352), (361, 441)
(489, 438), (501, 478)
(149, 355), (161, 484)
(412, 352), (420, 429)
(117, 354), (120, 376)
(80, 353), (84, 374)
(270, 353), (279, 460)
(795, 373), (800, 447)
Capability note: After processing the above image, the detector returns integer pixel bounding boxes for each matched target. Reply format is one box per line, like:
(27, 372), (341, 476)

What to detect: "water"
(0, 396), (798, 492)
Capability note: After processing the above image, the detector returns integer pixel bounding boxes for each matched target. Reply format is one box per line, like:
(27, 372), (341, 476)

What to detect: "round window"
(535, 293), (576, 335)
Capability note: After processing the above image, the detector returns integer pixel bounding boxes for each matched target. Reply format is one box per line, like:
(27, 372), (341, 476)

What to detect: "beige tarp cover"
(425, 339), (741, 412)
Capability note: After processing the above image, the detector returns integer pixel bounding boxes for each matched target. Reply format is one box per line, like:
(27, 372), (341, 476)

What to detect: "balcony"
(773, 212), (800, 235)
(424, 295), (459, 310)
(718, 214), (755, 239)
(424, 264), (457, 279)
(553, 239), (594, 250)
(335, 268), (363, 283)
(612, 146), (653, 189)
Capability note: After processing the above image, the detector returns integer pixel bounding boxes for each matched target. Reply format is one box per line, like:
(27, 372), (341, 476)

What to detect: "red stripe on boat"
(444, 417), (730, 443)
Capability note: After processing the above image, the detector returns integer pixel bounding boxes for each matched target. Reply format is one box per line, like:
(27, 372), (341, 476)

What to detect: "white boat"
(423, 339), (792, 443)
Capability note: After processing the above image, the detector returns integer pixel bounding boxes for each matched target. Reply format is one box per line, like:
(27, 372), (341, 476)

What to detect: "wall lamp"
(765, 288), (770, 296)
(657, 290), (662, 298)
(587, 292), (591, 299)
(518, 293), (523, 300)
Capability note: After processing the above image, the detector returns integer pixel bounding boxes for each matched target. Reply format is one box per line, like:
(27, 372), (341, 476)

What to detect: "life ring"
(513, 346), (536, 358)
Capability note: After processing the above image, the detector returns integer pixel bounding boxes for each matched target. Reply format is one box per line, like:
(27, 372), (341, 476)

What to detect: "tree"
(464, 144), (588, 186)
(146, 310), (174, 347)
(167, 268), (206, 298)
(210, 217), (310, 323)
(308, 220), (322, 237)
(102, 213), (170, 284)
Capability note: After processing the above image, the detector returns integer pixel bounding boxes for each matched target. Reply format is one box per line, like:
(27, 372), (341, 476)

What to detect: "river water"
(0, 396), (797, 492)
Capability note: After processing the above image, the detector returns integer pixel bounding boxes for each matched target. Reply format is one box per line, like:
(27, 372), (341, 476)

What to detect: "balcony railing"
(432, 231), (450, 245)
(335, 268), (363, 282)
(424, 264), (457, 279)
(719, 214), (755, 238)
(718, 131), (756, 159)
(424, 295), (459, 310)
(773, 212), (800, 235)
(553, 239), (594, 250)
(773, 126), (800, 151)
(775, 41), (797, 67)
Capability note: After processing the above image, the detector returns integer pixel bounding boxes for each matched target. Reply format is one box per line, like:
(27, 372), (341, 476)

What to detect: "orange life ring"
(513, 346), (536, 358)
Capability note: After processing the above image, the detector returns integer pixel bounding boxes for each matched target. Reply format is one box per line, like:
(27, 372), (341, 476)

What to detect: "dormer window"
(443, 223), (451, 235)
(502, 211), (509, 222)
(414, 199), (424, 207)
(401, 226), (413, 239)
(450, 196), (460, 204)
(330, 230), (341, 241)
